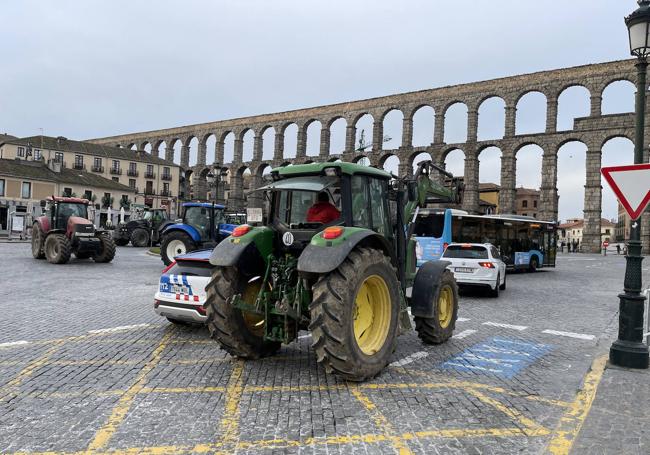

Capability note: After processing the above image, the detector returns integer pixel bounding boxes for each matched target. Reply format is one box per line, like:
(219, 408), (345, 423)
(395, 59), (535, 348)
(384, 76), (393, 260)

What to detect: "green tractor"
(205, 160), (462, 381)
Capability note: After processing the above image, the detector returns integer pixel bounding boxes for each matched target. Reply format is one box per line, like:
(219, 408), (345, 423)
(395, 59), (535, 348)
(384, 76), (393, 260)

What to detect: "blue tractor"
(160, 202), (238, 265)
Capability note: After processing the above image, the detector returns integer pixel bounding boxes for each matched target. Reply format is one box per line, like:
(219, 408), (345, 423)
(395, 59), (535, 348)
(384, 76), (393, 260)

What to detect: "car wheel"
(499, 272), (506, 290)
(489, 274), (500, 298)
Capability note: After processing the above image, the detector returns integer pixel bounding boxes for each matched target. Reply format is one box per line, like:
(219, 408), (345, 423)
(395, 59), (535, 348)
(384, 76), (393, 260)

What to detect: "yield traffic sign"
(601, 163), (650, 220)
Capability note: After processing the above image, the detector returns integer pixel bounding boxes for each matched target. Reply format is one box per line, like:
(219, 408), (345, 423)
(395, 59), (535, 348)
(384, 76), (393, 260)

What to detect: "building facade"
(0, 135), (181, 215)
(558, 218), (615, 250)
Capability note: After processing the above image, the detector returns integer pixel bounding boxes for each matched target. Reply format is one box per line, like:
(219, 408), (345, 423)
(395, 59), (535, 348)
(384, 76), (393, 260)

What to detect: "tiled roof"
(0, 135), (178, 167)
(0, 159), (135, 192)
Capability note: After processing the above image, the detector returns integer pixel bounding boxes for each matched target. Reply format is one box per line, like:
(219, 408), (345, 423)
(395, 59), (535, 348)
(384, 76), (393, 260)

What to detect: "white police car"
(154, 249), (212, 324)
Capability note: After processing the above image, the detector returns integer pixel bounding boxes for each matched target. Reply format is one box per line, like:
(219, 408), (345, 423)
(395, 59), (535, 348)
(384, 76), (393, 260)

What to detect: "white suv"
(440, 243), (506, 297)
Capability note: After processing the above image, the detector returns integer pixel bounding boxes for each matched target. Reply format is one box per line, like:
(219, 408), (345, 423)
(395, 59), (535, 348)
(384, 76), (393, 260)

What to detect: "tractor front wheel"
(131, 228), (150, 247)
(44, 234), (71, 264)
(309, 247), (400, 382)
(94, 233), (116, 263)
(205, 267), (281, 359)
(161, 232), (196, 265)
(414, 270), (458, 344)
(31, 224), (45, 259)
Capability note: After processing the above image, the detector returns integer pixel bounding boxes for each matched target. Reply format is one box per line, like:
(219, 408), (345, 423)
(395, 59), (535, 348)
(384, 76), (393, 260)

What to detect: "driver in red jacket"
(306, 191), (340, 224)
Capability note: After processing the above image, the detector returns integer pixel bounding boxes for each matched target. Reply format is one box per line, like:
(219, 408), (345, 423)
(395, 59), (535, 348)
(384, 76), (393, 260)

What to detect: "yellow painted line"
(546, 354), (607, 455)
(351, 387), (414, 454)
(139, 386), (226, 394)
(86, 329), (174, 452)
(465, 388), (550, 436)
(0, 341), (63, 402)
(209, 360), (245, 454)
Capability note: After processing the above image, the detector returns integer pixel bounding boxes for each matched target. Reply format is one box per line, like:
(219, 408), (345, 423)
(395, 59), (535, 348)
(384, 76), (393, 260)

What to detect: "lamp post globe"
(609, 0), (650, 369)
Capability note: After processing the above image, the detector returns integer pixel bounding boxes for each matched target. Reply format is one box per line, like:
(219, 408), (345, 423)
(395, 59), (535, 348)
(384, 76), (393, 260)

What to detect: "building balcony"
(161, 174), (172, 181)
(110, 168), (122, 175)
(144, 172), (156, 179)
(127, 169), (139, 177)
(144, 188), (156, 196)
(129, 186), (139, 193)
(73, 163), (86, 171)
(160, 190), (172, 197)
(91, 165), (104, 173)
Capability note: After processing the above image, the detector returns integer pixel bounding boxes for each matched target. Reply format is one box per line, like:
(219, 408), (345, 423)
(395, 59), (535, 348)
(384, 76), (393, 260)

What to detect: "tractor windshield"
(56, 203), (88, 228)
(273, 176), (342, 228)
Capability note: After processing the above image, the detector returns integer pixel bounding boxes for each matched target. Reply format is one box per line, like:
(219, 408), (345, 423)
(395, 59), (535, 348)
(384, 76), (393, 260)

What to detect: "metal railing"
(161, 174), (172, 181)
(127, 169), (139, 177)
(110, 168), (122, 175)
(73, 163), (85, 170)
(91, 165), (104, 173)
(144, 172), (156, 179)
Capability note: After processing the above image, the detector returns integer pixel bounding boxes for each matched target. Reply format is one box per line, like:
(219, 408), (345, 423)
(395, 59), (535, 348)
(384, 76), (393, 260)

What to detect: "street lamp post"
(609, 0), (650, 369)
(207, 163), (228, 205)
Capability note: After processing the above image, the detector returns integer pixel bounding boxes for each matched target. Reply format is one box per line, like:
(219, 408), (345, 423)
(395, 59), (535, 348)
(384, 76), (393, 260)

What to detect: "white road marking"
(88, 323), (151, 334)
(482, 321), (528, 331)
(390, 351), (428, 367)
(541, 329), (596, 341)
(453, 329), (476, 339)
(443, 362), (503, 373)
(457, 317), (471, 322)
(0, 340), (29, 348)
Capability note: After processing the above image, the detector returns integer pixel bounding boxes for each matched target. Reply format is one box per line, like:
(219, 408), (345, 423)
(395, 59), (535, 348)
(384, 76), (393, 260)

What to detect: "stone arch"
(203, 133), (217, 164)
(557, 85), (591, 131)
(601, 136), (635, 220)
(380, 154), (400, 175)
(411, 105), (435, 147)
(443, 102), (468, 143)
(153, 139), (166, 159)
(443, 148), (465, 179)
(142, 142), (152, 154)
(221, 131), (235, 164)
(477, 96), (506, 141)
(600, 132), (635, 149)
(139, 140), (151, 151)
(556, 139), (588, 222)
(410, 151), (433, 173)
(328, 117), (347, 155)
(515, 91), (547, 134)
(601, 80), (636, 114)
(514, 143), (544, 191)
(169, 138), (183, 165)
(305, 119), (322, 157)
(240, 128), (255, 162)
(282, 122), (298, 159)
(261, 125), (275, 161)
(354, 113), (374, 152)
(477, 145), (502, 186)
(381, 108), (403, 150)
(352, 154), (370, 166)
(186, 136), (199, 167)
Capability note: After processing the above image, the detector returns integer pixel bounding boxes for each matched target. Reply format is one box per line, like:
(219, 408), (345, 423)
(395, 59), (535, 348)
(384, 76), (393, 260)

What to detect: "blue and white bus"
(412, 209), (557, 271)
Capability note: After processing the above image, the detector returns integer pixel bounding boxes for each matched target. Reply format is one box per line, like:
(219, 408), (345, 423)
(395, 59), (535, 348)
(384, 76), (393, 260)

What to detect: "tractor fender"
(210, 227), (273, 268)
(161, 224), (202, 243)
(34, 217), (50, 233)
(297, 229), (394, 274)
(410, 260), (452, 318)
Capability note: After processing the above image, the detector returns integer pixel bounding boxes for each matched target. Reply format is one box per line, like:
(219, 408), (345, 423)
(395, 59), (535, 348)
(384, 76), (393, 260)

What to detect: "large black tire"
(309, 247), (400, 382)
(114, 237), (129, 246)
(499, 273), (507, 290)
(94, 233), (116, 263)
(44, 234), (71, 264)
(489, 274), (500, 298)
(414, 270), (458, 344)
(131, 228), (150, 247)
(205, 267), (281, 359)
(31, 224), (45, 259)
(160, 231), (196, 265)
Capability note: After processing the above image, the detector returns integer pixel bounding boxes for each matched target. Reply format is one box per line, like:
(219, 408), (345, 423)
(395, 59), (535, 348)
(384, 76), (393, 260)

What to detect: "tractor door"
(184, 206), (212, 242)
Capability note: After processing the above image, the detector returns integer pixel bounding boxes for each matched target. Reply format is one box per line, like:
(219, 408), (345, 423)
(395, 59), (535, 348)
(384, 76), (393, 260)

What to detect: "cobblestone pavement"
(1, 243), (649, 454)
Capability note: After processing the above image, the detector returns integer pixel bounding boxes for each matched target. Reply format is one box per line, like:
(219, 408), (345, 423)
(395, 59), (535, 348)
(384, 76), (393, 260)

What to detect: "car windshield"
(442, 245), (488, 259)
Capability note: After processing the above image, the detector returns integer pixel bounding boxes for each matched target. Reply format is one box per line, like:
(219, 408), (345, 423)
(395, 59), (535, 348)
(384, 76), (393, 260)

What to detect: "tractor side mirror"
(40, 200), (47, 208)
(407, 182), (418, 202)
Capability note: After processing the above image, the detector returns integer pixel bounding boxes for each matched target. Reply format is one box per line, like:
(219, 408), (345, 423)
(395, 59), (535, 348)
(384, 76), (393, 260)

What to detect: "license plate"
(172, 284), (189, 295)
(455, 267), (474, 273)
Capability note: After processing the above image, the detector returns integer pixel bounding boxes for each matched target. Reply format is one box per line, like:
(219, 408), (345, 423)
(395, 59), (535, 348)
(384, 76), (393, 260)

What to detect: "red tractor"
(32, 196), (116, 264)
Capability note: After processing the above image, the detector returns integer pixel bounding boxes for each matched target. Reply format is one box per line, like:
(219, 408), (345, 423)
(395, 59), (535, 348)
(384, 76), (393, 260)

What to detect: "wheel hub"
(353, 275), (391, 356)
(438, 285), (453, 329)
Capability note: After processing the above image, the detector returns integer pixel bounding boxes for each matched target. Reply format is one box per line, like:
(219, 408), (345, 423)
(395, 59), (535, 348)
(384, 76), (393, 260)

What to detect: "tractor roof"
(272, 162), (391, 179)
(182, 202), (225, 209)
(47, 196), (90, 204)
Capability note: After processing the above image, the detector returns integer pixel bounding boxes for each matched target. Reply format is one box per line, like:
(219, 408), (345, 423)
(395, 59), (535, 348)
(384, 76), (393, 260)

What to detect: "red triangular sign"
(601, 163), (650, 220)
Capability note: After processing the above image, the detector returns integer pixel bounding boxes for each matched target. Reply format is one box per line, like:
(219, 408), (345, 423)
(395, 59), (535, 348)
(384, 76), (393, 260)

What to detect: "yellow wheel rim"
(438, 285), (453, 329)
(240, 280), (265, 337)
(353, 275), (391, 356)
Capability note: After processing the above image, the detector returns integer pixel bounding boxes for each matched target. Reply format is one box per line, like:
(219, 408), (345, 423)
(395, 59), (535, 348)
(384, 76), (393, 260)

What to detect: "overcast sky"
(0, 0), (641, 221)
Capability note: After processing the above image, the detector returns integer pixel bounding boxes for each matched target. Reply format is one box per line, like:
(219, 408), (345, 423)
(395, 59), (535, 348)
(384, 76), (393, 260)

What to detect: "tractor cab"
(42, 197), (92, 233)
(182, 203), (226, 242)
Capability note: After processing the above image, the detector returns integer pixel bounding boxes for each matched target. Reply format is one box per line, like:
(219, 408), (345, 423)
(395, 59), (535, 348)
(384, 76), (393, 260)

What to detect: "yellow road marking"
(86, 330), (174, 452)
(0, 341), (63, 402)
(546, 354), (607, 454)
(351, 387), (414, 454)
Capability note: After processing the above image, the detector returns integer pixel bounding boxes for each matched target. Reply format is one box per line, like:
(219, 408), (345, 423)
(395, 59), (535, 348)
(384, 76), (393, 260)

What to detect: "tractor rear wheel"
(44, 234), (71, 264)
(31, 224), (45, 259)
(414, 270), (458, 344)
(205, 267), (281, 359)
(94, 233), (116, 263)
(161, 231), (196, 265)
(309, 247), (400, 382)
(131, 228), (150, 247)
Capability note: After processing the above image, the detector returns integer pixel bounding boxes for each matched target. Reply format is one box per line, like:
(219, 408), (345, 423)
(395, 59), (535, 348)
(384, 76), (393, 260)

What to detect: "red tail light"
(162, 261), (176, 273)
(478, 262), (495, 268)
(196, 305), (206, 315)
(322, 226), (344, 240)
(154, 299), (160, 308)
(232, 224), (251, 237)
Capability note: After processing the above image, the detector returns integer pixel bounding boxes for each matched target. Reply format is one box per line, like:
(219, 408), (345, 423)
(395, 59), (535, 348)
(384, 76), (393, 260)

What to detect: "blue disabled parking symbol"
(441, 337), (552, 379)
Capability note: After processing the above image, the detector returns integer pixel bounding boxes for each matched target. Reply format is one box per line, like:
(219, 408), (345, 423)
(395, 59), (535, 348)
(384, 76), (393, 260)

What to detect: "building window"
(63, 187), (72, 197)
(17, 146), (25, 157)
(145, 164), (154, 179)
(522, 200), (528, 208)
(129, 162), (137, 172)
(112, 177), (119, 182)
(112, 160), (120, 171)
(54, 152), (64, 163)
(163, 167), (171, 178)
(129, 179), (136, 189)
(163, 182), (170, 195)
(0, 179), (4, 196)
(34, 149), (42, 160)
(605, 229), (611, 235)
(533, 200), (537, 208)
(522, 213), (527, 217)
(74, 155), (84, 169)
(21, 182), (31, 199)
(84, 190), (92, 200)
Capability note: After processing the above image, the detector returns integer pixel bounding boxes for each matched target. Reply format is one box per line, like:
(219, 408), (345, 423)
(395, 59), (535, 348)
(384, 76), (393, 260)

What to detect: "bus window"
(413, 213), (445, 237)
